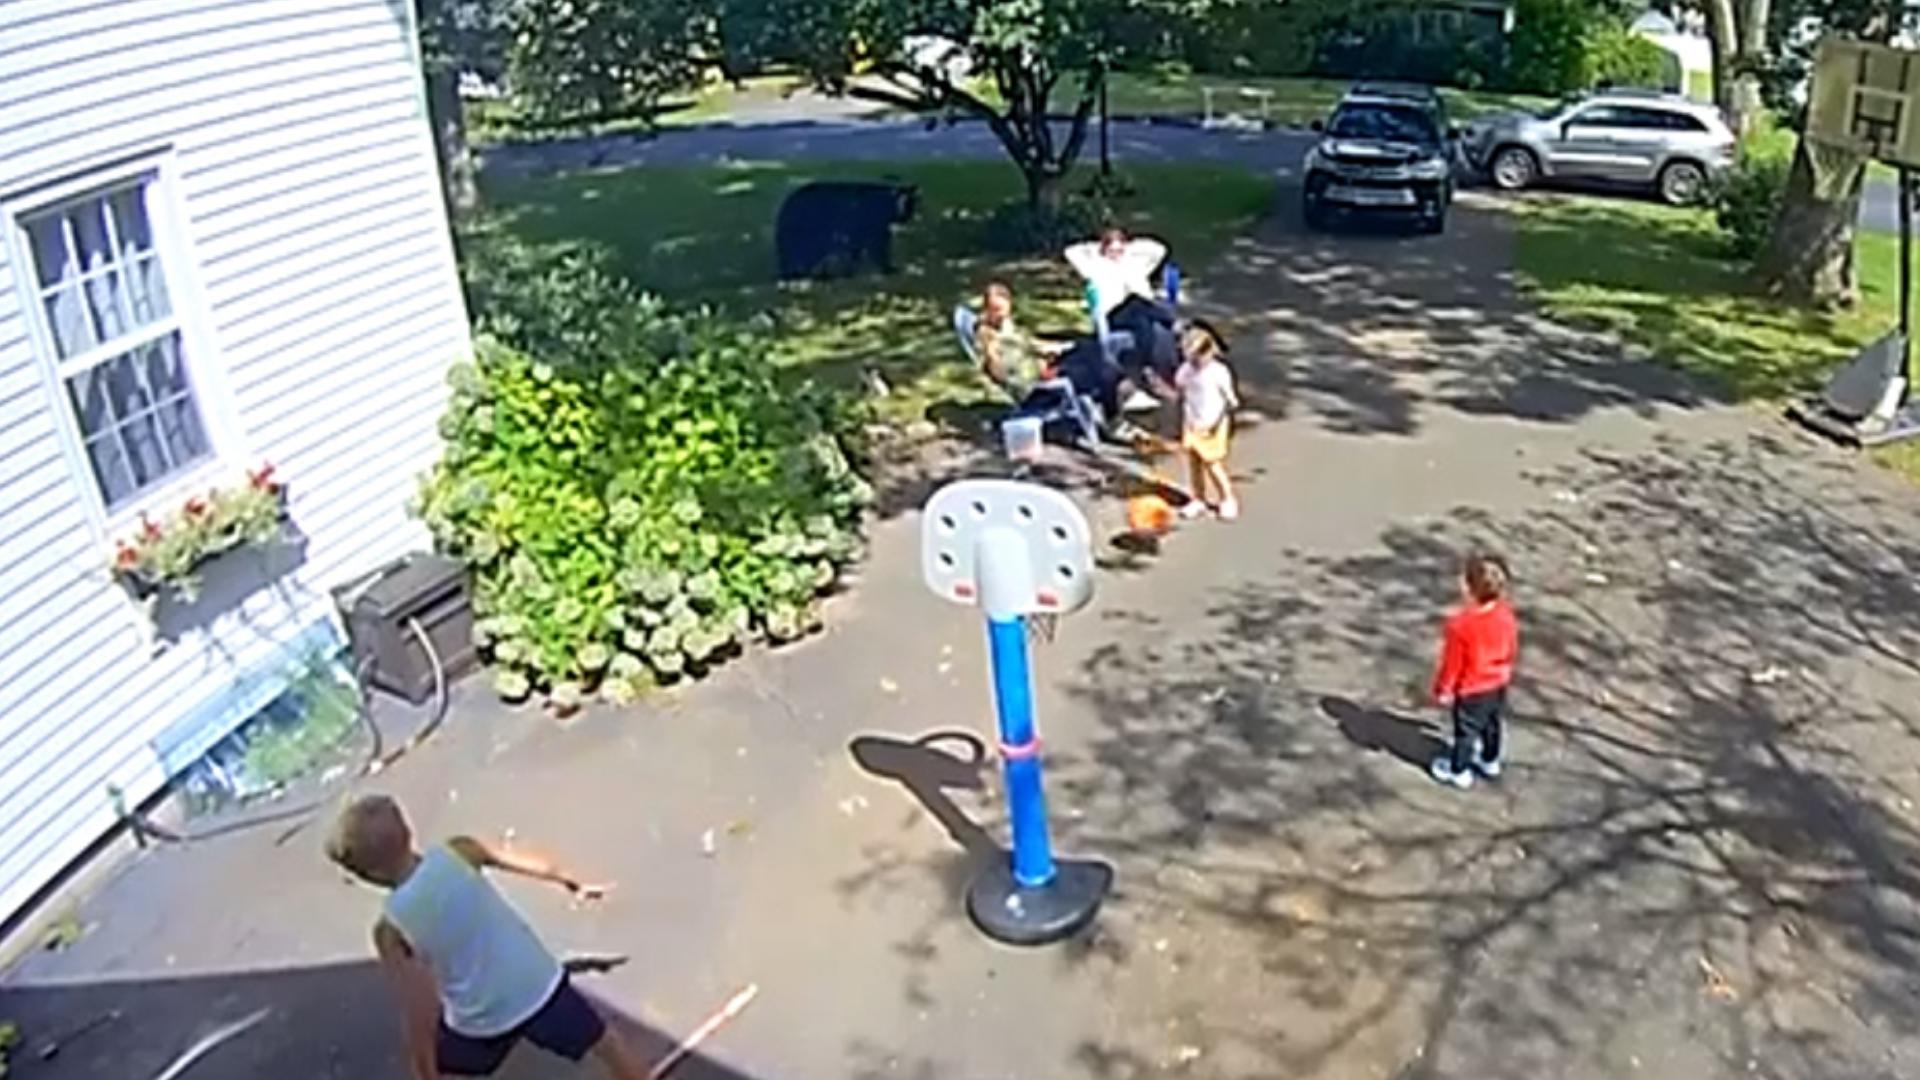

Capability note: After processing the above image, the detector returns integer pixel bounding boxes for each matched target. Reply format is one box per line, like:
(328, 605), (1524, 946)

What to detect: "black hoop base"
(965, 857), (1114, 946)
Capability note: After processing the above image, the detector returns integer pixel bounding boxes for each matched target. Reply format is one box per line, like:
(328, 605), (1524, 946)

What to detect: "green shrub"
(1504, 0), (1590, 93)
(1712, 129), (1794, 259)
(981, 196), (1109, 255)
(424, 243), (870, 704)
(1581, 22), (1670, 91)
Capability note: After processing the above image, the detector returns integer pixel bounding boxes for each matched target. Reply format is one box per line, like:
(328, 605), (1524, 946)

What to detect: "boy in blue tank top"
(326, 795), (648, 1079)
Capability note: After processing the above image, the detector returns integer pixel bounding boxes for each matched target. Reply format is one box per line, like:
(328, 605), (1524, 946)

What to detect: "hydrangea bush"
(421, 233), (870, 706)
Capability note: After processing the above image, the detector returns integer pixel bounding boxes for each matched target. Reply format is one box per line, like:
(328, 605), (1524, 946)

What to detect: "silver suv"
(1465, 90), (1736, 205)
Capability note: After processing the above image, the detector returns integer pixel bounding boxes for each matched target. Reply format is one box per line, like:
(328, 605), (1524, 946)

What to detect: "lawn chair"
(952, 305), (1102, 450)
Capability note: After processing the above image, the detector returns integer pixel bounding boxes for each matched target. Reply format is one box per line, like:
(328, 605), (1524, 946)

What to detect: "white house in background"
(0, 1), (471, 921)
(1633, 10), (1715, 101)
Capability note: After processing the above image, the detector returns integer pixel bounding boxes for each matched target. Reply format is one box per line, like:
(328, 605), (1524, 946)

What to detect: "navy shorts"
(436, 976), (606, 1076)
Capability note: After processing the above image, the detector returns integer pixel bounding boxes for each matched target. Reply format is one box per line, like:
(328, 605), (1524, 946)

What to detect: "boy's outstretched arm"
(447, 834), (611, 900)
(374, 920), (441, 1080)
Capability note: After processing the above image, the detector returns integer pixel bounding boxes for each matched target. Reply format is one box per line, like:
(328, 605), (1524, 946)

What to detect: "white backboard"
(921, 480), (1094, 618)
(1808, 38), (1920, 166)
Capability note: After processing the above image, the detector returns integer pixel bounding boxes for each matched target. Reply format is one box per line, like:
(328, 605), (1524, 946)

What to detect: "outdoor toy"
(920, 479), (1114, 945)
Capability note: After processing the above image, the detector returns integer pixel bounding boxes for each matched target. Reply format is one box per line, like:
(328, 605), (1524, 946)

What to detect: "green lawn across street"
(1092, 70), (1548, 127)
(482, 160), (1274, 422)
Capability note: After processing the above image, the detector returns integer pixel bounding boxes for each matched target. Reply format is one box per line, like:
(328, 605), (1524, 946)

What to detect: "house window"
(21, 178), (210, 511)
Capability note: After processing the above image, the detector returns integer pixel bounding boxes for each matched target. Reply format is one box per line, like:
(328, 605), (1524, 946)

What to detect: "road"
(489, 116), (1904, 234)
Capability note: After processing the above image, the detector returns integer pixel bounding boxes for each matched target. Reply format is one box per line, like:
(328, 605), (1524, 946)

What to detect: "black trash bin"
(333, 553), (476, 705)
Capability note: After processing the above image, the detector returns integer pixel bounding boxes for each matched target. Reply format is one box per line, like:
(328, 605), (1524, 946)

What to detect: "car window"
(1646, 108), (1709, 132)
(1568, 105), (1632, 127)
(1327, 103), (1439, 145)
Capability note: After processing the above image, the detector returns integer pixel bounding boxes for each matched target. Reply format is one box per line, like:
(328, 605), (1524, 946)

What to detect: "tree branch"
(1056, 68), (1103, 174)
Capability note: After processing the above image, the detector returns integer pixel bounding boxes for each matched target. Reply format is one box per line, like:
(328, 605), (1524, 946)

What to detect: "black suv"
(1302, 82), (1456, 234)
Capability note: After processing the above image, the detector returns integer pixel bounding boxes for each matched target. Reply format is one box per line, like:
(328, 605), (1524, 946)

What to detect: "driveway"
(6, 176), (1920, 1079)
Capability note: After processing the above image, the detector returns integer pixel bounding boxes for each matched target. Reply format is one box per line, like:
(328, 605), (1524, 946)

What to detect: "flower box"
(112, 464), (293, 604)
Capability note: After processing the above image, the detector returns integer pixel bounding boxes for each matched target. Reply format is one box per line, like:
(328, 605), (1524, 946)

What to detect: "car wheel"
(1657, 160), (1708, 206)
(1302, 194), (1328, 230)
(1489, 146), (1538, 192)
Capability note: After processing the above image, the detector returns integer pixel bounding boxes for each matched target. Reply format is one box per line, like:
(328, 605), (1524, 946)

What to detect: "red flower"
(114, 542), (140, 569)
(184, 496), (209, 517)
(248, 462), (277, 490)
(139, 515), (163, 541)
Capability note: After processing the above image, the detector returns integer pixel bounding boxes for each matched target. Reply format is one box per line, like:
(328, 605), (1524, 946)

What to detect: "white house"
(1633, 10), (1715, 101)
(0, 0), (471, 921)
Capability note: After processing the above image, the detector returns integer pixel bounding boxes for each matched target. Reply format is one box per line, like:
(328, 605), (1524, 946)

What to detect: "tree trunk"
(1706, 0), (1736, 118)
(1703, 0), (1769, 135)
(1027, 169), (1063, 212)
(1757, 140), (1865, 306)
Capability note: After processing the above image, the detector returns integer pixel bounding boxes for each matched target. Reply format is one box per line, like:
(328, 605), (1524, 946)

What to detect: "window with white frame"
(21, 177), (211, 511)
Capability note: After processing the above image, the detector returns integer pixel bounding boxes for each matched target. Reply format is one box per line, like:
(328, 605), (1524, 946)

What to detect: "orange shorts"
(1182, 422), (1231, 464)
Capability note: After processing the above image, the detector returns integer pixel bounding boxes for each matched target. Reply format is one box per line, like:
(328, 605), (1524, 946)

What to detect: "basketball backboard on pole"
(1792, 38), (1920, 447)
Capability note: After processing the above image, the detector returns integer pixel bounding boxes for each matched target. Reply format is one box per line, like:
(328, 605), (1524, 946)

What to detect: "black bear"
(774, 181), (919, 281)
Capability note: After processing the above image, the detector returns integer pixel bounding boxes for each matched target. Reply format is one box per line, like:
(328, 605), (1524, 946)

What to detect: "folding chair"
(953, 305), (1102, 449)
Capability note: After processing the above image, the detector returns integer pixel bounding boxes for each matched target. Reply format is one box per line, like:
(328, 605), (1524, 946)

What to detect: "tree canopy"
(717, 0), (1191, 209)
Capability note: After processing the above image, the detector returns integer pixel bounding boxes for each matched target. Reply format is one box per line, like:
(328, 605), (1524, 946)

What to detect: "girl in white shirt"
(1175, 324), (1240, 521)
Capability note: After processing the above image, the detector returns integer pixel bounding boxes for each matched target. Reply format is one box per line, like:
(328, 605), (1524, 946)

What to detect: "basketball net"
(1807, 139), (1871, 201)
(1027, 612), (1060, 646)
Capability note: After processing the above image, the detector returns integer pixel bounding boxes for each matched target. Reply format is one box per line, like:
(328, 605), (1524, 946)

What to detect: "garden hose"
(119, 617), (451, 845)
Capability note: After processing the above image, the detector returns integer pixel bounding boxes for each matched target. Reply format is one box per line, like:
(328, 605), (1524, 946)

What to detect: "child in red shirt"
(1429, 553), (1518, 790)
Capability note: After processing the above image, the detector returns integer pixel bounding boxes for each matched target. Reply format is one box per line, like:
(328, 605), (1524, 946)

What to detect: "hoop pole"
(986, 615), (1057, 887)
(1903, 164), (1915, 394)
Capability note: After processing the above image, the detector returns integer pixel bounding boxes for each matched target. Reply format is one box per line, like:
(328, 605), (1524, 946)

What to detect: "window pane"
(66, 365), (114, 437)
(42, 285), (96, 358)
(25, 216), (74, 290)
(82, 432), (136, 508)
(85, 268), (132, 342)
(127, 254), (170, 323)
(102, 349), (154, 420)
(155, 390), (210, 470)
(118, 409), (169, 488)
(141, 332), (194, 398)
(69, 202), (115, 277)
(108, 187), (155, 257)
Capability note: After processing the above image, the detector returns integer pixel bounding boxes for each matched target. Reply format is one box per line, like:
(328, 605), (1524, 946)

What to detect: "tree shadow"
(1050, 431), (1920, 1078)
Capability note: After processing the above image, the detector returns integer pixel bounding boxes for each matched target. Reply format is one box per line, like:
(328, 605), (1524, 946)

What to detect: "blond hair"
(1181, 325), (1222, 364)
(325, 794), (410, 879)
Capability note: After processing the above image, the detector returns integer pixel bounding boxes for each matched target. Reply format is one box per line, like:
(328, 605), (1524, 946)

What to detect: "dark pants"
(1449, 687), (1507, 774)
(1053, 337), (1124, 419)
(1107, 296), (1179, 388)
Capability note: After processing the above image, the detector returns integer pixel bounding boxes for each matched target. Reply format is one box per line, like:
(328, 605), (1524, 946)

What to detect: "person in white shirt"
(1065, 227), (1168, 317)
(1174, 322), (1240, 521)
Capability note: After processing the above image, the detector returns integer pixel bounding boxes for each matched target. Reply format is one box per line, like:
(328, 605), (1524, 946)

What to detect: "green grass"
(1093, 70), (1548, 128)
(482, 160), (1274, 421)
(469, 76), (907, 145)
(1513, 194), (1920, 476)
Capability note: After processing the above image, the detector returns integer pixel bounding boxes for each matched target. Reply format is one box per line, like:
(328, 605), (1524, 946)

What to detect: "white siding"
(0, 0), (471, 920)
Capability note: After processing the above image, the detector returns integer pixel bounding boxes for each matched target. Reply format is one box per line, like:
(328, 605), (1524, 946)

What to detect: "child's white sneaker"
(1179, 500), (1210, 521)
(1429, 756), (1475, 790)
(1217, 497), (1240, 521)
